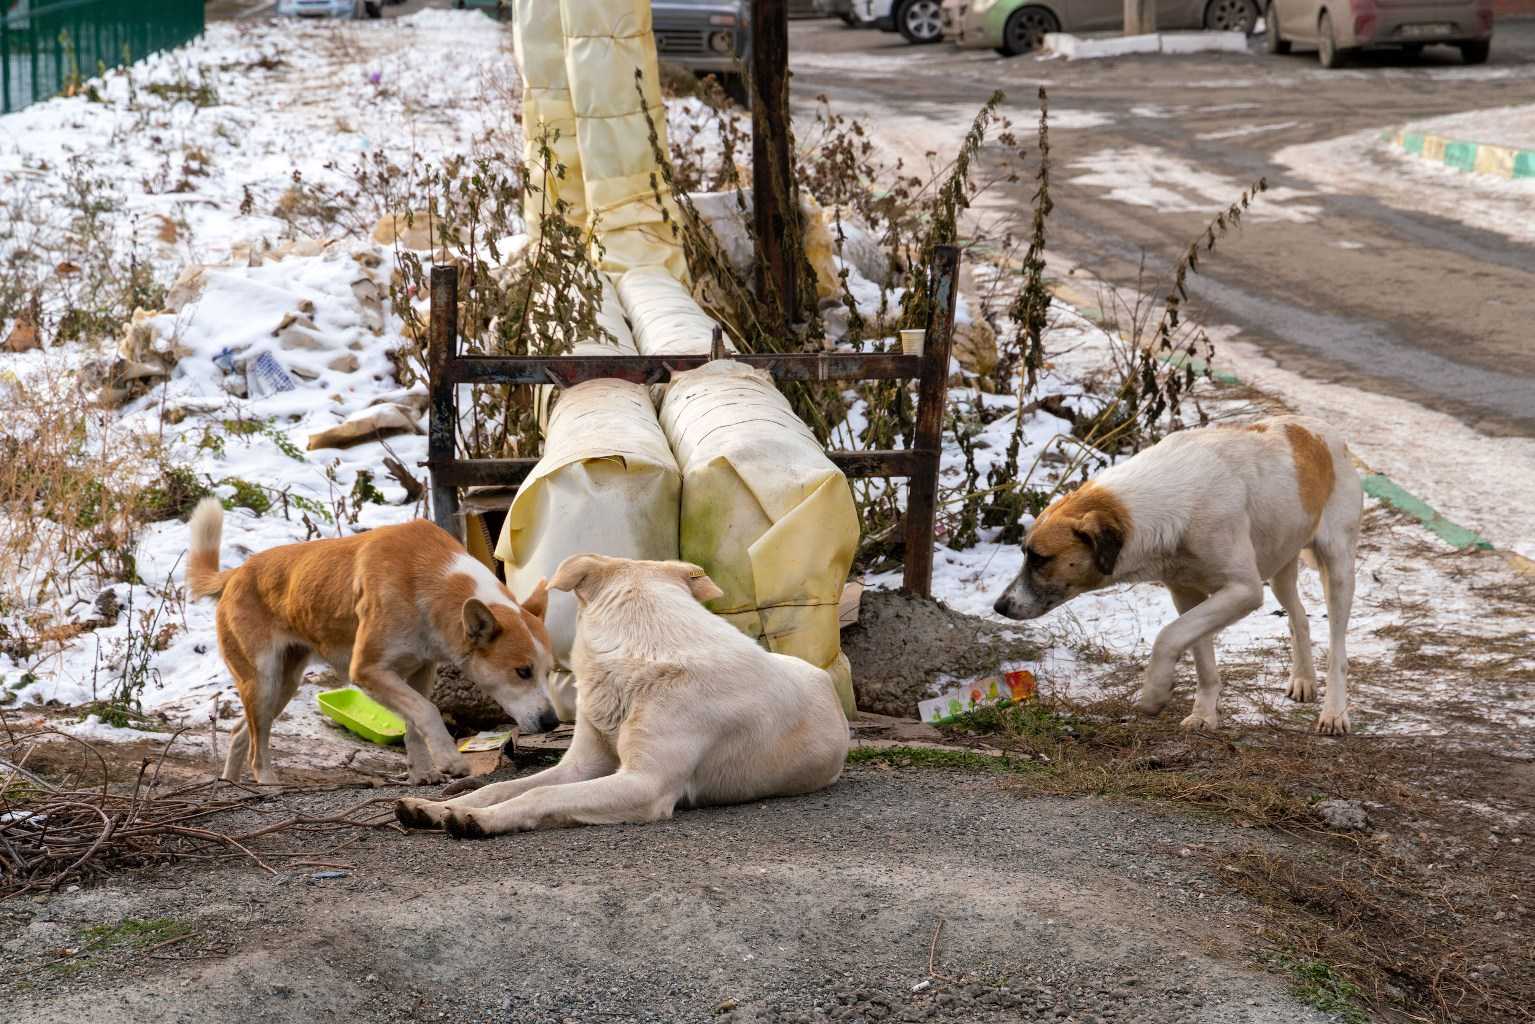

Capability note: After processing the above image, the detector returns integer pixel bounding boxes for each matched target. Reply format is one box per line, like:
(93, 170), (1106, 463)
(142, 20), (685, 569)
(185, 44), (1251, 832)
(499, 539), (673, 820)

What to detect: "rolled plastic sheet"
(533, 274), (639, 431)
(615, 265), (731, 358)
(560, 0), (688, 281)
(513, 0), (586, 243)
(658, 361), (859, 716)
(496, 378), (682, 721)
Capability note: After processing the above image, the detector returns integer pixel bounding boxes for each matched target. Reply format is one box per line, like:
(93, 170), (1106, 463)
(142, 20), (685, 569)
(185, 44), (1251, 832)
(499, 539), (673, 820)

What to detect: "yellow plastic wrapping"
(559, 0), (688, 281)
(512, 0), (585, 242)
(658, 361), (858, 716)
(496, 378), (681, 721)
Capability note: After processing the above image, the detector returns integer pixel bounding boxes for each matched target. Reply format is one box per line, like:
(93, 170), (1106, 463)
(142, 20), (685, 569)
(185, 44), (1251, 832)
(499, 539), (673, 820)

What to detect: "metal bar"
(903, 244), (961, 597)
(429, 449), (923, 489)
(750, 0), (795, 327)
(427, 265), (462, 540)
(444, 351), (924, 387)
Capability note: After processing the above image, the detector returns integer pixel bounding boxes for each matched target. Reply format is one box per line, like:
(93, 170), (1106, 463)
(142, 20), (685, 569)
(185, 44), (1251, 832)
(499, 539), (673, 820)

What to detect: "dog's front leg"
(443, 768), (685, 839)
(353, 664), (468, 785)
(1135, 578), (1262, 717)
(396, 720), (617, 829)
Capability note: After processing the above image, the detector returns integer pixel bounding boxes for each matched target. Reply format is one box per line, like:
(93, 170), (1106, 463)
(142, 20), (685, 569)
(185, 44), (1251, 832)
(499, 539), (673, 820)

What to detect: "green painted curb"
(1382, 126), (1535, 181)
(1361, 474), (1493, 551)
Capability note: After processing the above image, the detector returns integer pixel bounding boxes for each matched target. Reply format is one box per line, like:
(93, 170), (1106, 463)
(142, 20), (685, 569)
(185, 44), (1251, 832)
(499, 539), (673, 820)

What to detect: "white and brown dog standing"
(992, 415), (1363, 734)
(186, 499), (560, 785)
(395, 554), (849, 838)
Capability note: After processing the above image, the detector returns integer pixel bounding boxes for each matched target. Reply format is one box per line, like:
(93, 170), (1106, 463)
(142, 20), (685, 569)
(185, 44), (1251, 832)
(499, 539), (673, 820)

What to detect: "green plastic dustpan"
(317, 688), (406, 745)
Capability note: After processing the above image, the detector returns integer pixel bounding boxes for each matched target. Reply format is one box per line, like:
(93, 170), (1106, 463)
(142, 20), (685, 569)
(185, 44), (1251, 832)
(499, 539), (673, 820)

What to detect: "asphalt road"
(787, 19), (1535, 437)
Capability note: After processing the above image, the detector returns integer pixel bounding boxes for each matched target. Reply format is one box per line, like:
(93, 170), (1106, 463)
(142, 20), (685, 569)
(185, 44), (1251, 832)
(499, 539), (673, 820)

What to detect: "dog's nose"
(993, 595), (1012, 617)
(533, 707), (562, 733)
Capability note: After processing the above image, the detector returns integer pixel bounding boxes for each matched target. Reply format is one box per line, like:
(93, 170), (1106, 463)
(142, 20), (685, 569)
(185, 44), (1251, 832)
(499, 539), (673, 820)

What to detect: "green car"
(944, 0), (1259, 55)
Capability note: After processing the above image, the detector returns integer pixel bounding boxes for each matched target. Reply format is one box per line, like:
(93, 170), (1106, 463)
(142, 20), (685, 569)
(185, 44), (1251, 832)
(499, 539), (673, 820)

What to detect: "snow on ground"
(1275, 126), (1535, 246)
(1068, 145), (1321, 222)
(1400, 101), (1535, 149)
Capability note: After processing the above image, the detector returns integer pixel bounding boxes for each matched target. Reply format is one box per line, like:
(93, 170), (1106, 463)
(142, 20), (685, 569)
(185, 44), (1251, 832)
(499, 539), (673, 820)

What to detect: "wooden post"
(1124, 0), (1157, 35)
(750, 0), (795, 326)
(902, 244), (960, 598)
(428, 264), (462, 540)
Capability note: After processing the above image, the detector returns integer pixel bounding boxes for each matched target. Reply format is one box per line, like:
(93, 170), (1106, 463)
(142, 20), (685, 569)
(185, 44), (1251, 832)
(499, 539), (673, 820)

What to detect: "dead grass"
(937, 695), (1534, 1023)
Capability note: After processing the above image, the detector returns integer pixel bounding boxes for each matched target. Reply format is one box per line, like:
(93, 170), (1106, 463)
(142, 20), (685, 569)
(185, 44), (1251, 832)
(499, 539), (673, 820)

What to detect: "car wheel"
(364, 0), (381, 16)
(1459, 39), (1491, 64)
(1317, 11), (1343, 68)
(840, 11), (858, 23)
(1204, 0), (1258, 34)
(997, 6), (1060, 56)
(1264, 1), (1291, 52)
(897, 0), (945, 43)
(1401, 42), (1424, 58)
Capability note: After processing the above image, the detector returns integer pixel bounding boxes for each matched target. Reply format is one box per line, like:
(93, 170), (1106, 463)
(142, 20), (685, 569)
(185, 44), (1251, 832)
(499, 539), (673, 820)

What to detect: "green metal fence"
(2, 0), (205, 114)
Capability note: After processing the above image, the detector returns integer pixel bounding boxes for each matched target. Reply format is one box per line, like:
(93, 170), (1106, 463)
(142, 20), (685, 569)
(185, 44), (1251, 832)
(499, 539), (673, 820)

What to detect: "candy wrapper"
(917, 669), (1039, 725)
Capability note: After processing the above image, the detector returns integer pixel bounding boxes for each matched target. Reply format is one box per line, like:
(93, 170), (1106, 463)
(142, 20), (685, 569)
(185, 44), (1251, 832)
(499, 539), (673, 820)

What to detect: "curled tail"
(187, 497), (231, 600)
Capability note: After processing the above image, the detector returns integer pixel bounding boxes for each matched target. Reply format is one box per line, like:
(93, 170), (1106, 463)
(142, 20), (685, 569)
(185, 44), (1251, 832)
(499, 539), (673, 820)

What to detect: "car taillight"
(1350, 0), (1376, 42)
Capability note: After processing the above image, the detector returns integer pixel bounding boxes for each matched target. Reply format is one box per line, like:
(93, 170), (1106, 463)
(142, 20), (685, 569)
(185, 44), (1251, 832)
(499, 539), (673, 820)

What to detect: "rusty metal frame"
(425, 244), (960, 596)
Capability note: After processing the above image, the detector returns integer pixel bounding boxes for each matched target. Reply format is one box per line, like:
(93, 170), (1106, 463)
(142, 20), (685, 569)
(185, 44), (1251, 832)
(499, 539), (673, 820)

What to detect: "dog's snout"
(533, 707), (562, 733)
(993, 594), (1013, 617)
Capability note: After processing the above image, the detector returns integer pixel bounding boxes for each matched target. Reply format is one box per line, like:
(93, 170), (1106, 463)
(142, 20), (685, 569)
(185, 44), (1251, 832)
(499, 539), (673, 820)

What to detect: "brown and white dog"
(186, 498), (560, 785)
(395, 554), (849, 838)
(992, 416), (1363, 734)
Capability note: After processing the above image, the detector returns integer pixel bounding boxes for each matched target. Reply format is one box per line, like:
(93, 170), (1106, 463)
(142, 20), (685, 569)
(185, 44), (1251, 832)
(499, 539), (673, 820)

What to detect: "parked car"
(276, 0), (382, 18)
(855, 0), (948, 41)
(653, 0), (751, 103)
(946, 0), (1258, 54)
(1264, 0), (1492, 66)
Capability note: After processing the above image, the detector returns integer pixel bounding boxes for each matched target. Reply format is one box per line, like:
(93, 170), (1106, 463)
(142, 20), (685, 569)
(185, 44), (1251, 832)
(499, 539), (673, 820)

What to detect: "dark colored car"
(653, 0), (751, 101)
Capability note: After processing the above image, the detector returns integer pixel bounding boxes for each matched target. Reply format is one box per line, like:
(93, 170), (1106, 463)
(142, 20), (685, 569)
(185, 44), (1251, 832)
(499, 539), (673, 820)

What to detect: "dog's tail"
(186, 497), (232, 601)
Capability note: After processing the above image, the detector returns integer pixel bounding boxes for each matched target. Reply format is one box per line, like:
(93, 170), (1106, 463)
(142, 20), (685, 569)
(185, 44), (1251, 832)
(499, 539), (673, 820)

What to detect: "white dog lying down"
(395, 555), (850, 838)
(992, 415), (1363, 734)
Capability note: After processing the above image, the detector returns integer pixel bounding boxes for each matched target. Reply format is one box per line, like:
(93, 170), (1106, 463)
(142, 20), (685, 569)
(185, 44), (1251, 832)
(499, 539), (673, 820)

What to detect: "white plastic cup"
(899, 329), (926, 356)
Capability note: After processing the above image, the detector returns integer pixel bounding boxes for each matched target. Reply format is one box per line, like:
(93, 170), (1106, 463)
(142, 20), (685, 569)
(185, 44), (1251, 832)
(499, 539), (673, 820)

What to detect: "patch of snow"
(1196, 121), (1297, 141)
(1069, 145), (1320, 222)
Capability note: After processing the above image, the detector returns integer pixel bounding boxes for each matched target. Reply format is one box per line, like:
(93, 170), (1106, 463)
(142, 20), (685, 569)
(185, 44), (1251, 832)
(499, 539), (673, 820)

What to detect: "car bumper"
(1342, 2), (1492, 45)
(653, 19), (747, 74)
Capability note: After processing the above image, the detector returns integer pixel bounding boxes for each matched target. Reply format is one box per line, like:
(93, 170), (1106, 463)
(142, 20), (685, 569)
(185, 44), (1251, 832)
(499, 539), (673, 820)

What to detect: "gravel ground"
(2, 766), (1339, 1024)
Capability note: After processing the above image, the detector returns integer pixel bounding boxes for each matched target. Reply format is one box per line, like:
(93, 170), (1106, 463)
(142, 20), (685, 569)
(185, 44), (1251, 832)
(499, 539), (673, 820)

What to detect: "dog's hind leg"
(1169, 587), (1223, 731)
(221, 721), (250, 782)
(247, 646), (307, 786)
(1311, 537), (1356, 736)
(1271, 558), (1318, 703)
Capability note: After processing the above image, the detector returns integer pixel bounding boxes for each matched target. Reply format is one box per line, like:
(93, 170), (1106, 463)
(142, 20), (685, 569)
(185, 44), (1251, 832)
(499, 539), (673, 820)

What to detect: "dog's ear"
(463, 598), (502, 648)
(1073, 510), (1125, 577)
(549, 554), (603, 603)
(676, 563), (725, 604)
(520, 578), (549, 620)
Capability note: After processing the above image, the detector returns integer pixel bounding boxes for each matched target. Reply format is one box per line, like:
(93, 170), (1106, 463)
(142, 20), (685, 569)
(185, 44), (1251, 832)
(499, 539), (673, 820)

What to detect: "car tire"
(1459, 39), (1491, 64)
(1317, 11), (1343, 68)
(1204, 0), (1258, 34)
(896, 0), (945, 43)
(996, 6), (1061, 56)
(1402, 42), (1424, 58)
(840, 11), (858, 23)
(1264, 1), (1291, 52)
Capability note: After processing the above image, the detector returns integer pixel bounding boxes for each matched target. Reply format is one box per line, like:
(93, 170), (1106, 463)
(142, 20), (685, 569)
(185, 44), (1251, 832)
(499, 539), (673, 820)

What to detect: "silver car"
(1264, 0), (1493, 65)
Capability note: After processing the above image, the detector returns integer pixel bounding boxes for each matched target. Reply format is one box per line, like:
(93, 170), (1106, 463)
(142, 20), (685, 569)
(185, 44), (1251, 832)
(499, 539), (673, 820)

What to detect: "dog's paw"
(1180, 711), (1220, 732)
(1315, 709), (1351, 736)
(1133, 694), (1167, 718)
(1286, 674), (1318, 703)
(394, 798), (444, 830)
(444, 810), (490, 841)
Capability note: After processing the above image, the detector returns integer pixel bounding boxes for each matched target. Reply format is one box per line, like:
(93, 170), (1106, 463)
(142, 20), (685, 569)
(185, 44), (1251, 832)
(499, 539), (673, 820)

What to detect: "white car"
(854, 0), (947, 41)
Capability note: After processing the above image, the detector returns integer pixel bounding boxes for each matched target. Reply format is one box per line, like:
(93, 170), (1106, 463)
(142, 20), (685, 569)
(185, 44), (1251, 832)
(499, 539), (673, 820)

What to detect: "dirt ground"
(2, 758), (1342, 1024)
